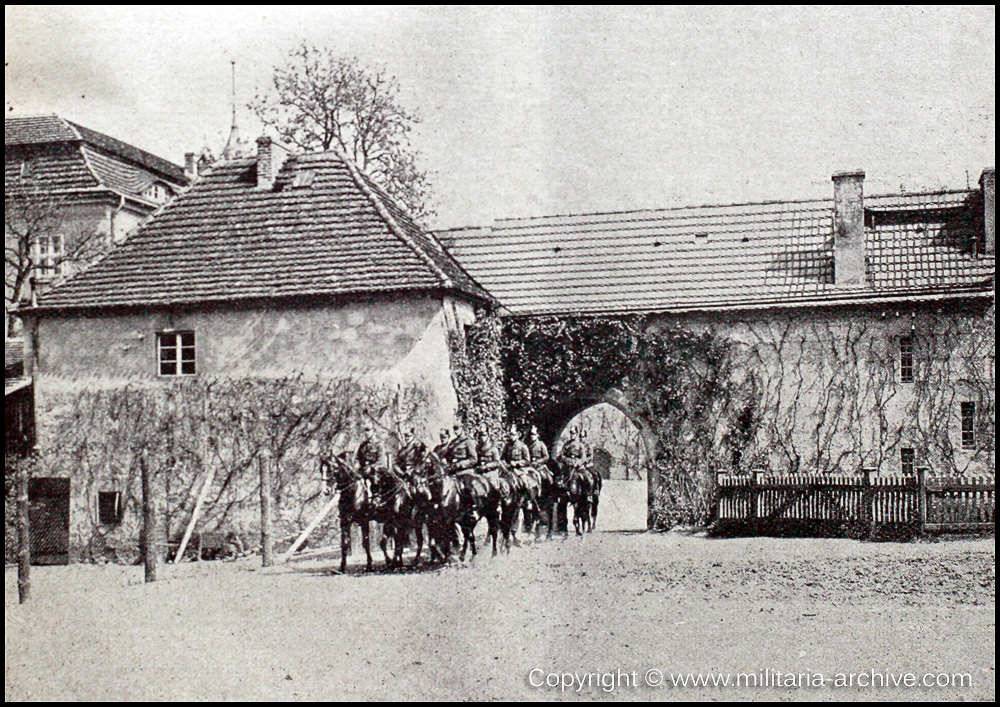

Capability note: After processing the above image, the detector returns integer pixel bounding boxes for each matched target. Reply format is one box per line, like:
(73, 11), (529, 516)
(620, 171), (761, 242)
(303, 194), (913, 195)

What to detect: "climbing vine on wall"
(501, 304), (995, 529)
(448, 306), (506, 443)
(32, 376), (433, 562)
(502, 316), (760, 528)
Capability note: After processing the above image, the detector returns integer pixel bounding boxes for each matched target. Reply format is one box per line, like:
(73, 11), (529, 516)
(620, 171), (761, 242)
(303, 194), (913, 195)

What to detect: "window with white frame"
(960, 402), (976, 449)
(900, 447), (915, 476)
(32, 234), (64, 279)
(898, 335), (914, 383)
(157, 330), (196, 376)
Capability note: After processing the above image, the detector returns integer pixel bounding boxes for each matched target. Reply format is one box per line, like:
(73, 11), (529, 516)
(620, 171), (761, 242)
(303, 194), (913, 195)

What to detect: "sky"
(5, 6), (995, 229)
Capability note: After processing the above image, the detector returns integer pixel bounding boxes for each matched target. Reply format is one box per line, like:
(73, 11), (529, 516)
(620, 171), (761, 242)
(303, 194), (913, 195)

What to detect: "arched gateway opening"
(554, 402), (650, 531)
(534, 385), (658, 531)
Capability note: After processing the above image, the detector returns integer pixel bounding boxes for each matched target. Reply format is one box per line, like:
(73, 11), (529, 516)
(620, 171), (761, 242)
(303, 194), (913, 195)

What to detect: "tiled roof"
(4, 142), (99, 192)
(5, 377), (32, 397)
(445, 189), (994, 316)
(5, 115), (187, 186)
(4, 115), (79, 144)
(33, 150), (491, 310)
(5, 339), (25, 371)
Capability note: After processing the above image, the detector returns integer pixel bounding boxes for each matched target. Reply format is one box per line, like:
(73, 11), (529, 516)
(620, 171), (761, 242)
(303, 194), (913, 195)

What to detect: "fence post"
(259, 450), (274, 568)
(17, 451), (34, 604)
(140, 450), (157, 583)
(752, 469), (766, 534)
(916, 467), (929, 533)
(714, 471), (726, 523)
(862, 467), (877, 539)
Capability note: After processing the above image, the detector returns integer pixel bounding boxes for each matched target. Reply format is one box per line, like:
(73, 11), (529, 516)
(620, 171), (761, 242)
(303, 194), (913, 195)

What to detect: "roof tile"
(33, 150), (490, 310)
(445, 190), (993, 315)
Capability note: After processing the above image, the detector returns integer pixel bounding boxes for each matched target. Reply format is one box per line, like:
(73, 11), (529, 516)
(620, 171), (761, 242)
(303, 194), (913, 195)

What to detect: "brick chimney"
(981, 168), (995, 256)
(256, 136), (290, 190)
(184, 152), (198, 181)
(832, 170), (866, 287)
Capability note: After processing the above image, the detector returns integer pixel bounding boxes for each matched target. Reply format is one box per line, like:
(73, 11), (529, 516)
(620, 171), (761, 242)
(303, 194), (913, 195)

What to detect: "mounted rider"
(449, 420), (478, 474)
(528, 426), (551, 475)
(503, 424), (537, 488)
(556, 426), (587, 479)
(431, 427), (453, 469)
(579, 427), (601, 486)
(475, 424), (503, 478)
(356, 419), (389, 497)
(395, 427), (428, 482)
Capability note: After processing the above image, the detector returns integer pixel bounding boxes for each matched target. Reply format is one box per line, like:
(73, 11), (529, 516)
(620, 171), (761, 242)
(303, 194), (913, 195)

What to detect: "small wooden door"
(29, 477), (71, 565)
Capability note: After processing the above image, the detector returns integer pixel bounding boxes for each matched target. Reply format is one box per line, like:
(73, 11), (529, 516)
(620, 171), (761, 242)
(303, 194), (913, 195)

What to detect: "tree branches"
(251, 43), (434, 222)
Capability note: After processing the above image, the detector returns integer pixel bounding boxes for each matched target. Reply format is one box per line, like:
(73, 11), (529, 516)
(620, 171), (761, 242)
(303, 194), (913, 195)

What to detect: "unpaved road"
(5, 532), (994, 701)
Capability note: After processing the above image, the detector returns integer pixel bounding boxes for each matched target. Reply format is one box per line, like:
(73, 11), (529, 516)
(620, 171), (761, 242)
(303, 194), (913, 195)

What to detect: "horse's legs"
(379, 525), (392, 567)
(413, 521), (425, 566)
(362, 523), (373, 571)
(340, 519), (351, 573)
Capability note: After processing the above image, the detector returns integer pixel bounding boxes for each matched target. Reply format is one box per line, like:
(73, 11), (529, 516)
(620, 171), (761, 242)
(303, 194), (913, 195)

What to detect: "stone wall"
(26, 292), (477, 560)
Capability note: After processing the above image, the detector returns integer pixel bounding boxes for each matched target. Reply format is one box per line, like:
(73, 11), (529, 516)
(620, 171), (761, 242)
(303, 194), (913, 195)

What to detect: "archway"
(554, 402), (650, 531)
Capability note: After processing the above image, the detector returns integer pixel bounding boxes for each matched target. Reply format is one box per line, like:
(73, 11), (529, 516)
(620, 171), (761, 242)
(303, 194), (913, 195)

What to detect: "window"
(960, 402), (976, 449)
(900, 448), (915, 476)
(899, 336), (914, 383)
(144, 183), (170, 204)
(98, 491), (123, 525)
(157, 331), (196, 376)
(32, 234), (64, 279)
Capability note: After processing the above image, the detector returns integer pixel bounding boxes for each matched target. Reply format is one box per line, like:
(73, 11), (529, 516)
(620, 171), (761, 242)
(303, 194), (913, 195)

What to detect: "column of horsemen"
(323, 419), (603, 571)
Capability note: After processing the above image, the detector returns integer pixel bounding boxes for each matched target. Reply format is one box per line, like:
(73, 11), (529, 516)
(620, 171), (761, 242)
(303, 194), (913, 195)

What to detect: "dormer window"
(32, 235), (64, 280)
(144, 183), (170, 204)
(292, 170), (316, 188)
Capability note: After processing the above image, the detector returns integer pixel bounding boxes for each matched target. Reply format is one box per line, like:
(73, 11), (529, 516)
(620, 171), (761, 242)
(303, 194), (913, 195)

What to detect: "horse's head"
(321, 451), (359, 493)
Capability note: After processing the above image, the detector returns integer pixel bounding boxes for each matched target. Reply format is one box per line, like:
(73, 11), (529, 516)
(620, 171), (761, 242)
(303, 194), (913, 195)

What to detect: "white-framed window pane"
(157, 331), (196, 376)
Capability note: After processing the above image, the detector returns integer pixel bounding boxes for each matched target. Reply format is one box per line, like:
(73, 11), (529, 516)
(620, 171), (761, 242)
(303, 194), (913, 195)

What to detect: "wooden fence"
(715, 468), (994, 536)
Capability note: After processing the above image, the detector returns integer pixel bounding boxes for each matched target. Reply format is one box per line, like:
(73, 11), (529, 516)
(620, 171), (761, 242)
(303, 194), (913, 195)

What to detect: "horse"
(561, 462), (595, 536)
(586, 464), (602, 532)
(495, 462), (529, 553)
(411, 454), (464, 564)
(377, 468), (428, 568)
(520, 461), (557, 540)
(454, 467), (501, 560)
(322, 452), (379, 573)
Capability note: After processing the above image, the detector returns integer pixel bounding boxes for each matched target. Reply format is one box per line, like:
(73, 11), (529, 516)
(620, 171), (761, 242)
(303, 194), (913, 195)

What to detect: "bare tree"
(5, 182), (106, 335)
(251, 43), (434, 222)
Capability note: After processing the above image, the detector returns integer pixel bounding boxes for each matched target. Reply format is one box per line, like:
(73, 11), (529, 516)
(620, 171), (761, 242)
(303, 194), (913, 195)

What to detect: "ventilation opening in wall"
(98, 491), (123, 525)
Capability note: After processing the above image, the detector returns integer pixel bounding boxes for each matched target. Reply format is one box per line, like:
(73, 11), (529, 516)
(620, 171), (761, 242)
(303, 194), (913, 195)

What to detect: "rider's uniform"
(395, 439), (427, 480)
(450, 432), (478, 473)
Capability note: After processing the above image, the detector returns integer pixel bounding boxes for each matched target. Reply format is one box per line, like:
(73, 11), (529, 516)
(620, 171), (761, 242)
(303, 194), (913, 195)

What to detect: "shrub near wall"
(33, 376), (432, 562)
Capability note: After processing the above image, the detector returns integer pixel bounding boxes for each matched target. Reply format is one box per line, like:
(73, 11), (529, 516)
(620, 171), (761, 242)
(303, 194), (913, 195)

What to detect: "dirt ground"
(5, 520), (993, 701)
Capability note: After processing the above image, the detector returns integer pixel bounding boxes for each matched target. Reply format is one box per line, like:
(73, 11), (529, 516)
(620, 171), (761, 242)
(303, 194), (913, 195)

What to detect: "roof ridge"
(491, 188), (978, 226)
(332, 149), (452, 288)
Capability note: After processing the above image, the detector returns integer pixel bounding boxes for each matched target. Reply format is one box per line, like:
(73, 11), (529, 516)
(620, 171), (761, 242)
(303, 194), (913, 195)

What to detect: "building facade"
(20, 137), (491, 561)
(448, 169), (995, 480)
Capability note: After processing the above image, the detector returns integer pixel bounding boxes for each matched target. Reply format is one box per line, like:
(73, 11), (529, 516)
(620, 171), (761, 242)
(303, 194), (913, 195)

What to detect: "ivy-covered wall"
(447, 306), (506, 442)
(500, 300), (995, 529)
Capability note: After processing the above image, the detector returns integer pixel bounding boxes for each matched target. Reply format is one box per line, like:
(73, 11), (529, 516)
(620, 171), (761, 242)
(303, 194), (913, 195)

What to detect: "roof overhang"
(501, 286), (996, 319)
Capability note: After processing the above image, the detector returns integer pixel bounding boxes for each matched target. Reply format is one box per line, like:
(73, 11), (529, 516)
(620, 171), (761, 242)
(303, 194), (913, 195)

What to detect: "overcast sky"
(5, 6), (995, 229)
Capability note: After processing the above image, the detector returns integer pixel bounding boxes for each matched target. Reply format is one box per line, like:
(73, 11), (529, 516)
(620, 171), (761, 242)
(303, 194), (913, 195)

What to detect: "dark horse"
(562, 463), (595, 536)
(411, 454), (464, 564)
(521, 461), (557, 540)
(454, 469), (501, 560)
(322, 452), (378, 573)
